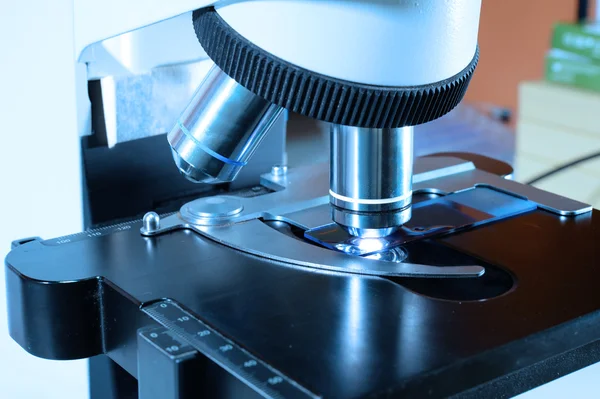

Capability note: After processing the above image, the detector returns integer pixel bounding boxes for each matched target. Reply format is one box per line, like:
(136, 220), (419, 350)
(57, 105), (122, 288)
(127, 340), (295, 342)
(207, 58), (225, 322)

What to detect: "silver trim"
(140, 156), (593, 278)
(413, 169), (593, 216)
(329, 125), (414, 217)
(144, 215), (484, 278)
(329, 190), (413, 205)
(168, 64), (283, 184)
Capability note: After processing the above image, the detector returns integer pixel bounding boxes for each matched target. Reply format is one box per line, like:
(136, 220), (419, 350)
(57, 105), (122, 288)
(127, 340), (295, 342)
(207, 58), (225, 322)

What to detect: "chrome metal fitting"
(329, 125), (414, 237)
(168, 64), (283, 184)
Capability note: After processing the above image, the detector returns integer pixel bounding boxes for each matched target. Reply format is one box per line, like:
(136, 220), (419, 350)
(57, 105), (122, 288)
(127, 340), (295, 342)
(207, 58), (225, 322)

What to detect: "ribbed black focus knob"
(192, 7), (479, 128)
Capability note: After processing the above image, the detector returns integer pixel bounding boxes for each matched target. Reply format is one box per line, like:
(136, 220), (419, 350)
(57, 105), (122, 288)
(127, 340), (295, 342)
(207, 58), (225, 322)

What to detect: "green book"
(545, 49), (600, 92)
(552, 22), (600, 61)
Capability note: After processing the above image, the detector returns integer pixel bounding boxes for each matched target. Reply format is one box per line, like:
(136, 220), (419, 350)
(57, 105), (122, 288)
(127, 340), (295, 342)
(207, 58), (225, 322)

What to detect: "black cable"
(578, 0), (589, 23)
(525, 151), (600, 185)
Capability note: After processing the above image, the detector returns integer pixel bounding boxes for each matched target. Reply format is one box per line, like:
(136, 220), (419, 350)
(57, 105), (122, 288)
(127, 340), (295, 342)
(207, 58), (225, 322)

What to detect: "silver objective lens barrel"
(168, 64), (283, 184)
(330, 125), (414, 237)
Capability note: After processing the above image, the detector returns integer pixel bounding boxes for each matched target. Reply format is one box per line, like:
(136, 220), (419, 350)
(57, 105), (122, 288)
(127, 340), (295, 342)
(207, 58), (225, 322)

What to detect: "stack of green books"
(546, 23), (600, 92)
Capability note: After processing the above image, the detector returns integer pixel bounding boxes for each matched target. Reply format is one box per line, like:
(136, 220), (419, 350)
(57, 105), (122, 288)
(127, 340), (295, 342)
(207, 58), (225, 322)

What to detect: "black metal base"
(89, 355), (138, 399)
(5, 202), (600, 398)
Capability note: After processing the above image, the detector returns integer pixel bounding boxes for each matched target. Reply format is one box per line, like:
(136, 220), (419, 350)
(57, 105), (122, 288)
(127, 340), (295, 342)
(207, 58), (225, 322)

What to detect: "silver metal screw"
(271, 164), (288, 177)
(142, 212), (161, 233)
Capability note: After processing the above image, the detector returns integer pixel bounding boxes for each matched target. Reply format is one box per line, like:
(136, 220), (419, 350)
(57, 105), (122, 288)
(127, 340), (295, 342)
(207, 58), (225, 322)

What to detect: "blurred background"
(1, 0), (600, 398)
(465, 0), (600, 212)
(468, 0), (600, 212)
(467, 0), (596, 109)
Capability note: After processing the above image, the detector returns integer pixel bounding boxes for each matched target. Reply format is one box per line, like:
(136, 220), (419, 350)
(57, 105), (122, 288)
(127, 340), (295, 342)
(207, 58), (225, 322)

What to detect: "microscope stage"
(5, 156), (600, 398)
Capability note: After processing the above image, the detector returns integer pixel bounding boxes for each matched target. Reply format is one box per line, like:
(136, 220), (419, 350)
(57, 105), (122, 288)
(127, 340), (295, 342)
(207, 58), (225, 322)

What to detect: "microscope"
(5, 1), (600, 398)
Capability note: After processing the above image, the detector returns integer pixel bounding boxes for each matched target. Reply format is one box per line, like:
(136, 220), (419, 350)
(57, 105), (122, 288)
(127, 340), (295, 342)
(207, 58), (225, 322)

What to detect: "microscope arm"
(73, 0), (218, 59)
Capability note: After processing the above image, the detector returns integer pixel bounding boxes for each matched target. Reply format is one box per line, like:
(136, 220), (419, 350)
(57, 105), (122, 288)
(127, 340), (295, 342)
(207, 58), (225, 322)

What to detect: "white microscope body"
(4, 0), (482, 238)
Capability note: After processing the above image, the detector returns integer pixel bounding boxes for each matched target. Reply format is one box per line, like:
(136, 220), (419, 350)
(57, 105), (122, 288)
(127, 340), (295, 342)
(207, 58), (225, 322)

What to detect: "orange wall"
(465, 0), (596, 110)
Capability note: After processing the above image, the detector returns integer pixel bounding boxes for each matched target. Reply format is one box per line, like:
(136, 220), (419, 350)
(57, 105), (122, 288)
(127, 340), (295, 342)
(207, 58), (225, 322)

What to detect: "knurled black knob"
(192, 7), (479, 129)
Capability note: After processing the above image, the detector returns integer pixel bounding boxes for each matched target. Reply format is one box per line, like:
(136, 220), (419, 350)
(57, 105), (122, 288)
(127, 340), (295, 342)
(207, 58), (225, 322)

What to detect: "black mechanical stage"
(5, 156), (600, 398)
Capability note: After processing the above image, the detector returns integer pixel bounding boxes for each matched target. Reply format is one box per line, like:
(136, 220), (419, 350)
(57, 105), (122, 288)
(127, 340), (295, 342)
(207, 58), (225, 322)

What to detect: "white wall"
(0, 0), (88, 398)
